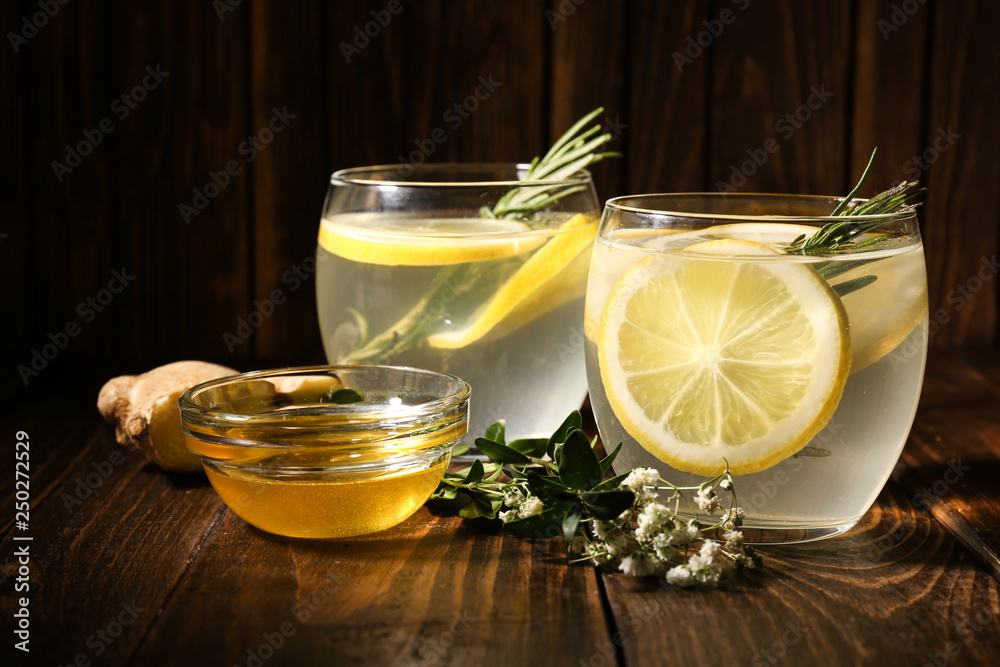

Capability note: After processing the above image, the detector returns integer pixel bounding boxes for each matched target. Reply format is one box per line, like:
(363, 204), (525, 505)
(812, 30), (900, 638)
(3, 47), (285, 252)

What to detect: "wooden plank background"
(3, 0), (999, 399)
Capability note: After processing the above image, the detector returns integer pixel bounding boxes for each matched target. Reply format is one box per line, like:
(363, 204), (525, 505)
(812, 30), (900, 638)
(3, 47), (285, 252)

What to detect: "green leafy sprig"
(483, 107), (620, 221)
(432, 412), (761, 583)
(786, 148), (925, 256)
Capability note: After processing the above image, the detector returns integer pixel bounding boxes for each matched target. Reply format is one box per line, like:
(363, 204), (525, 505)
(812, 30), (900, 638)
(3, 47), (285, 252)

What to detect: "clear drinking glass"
(585, 193), (928, 543)
(316, 163), (602, 440)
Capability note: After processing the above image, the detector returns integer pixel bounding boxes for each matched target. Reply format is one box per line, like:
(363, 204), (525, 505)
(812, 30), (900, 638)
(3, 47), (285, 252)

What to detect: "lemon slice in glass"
(428, 214), (596, 348)
(598, 239), (851, 475)
(318, 215), (545, 266)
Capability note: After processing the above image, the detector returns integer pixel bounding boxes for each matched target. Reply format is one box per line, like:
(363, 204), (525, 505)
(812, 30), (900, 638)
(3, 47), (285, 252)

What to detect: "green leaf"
(503, 507), (568, 539)
(562, 504), (583, 544)
(547, 411), (583, 458)
(460, 496), (497, 520)
(463, 459), (485, 484)
(485, 464), (504, 482)
(599, 441), (622, 473)
(593, 471), (630, 491)
(431, 484), (459, 501)
(451, 443), (471, 458)
(485, 420), (506, 445)
(582, 490), (635, 521)
(832, 275), (877, 297)
(559, 430), (604, 490)
(475, 437), (531, 464)
(508, 438), (548, 458)
(527, 473), (577, 505)
(323, 388), (363, 404)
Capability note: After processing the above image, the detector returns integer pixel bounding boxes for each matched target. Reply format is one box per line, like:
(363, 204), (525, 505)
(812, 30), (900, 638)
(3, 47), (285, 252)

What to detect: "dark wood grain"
(893, 350), (1000, 580)
(249, 0), (328, 365)
(709, 0), (851, 196)
(6, 0), (1000, 380)
(849, 0), (929, 192)
(3, 355), (1000, 666)
(622, 0), (713, 195)
(131, 509), (612, 666)
(920, 0), (1000, 347)
(549, 0), (627, 200)
(603, 482), (1000, 666)
(0, 408), (226, 666)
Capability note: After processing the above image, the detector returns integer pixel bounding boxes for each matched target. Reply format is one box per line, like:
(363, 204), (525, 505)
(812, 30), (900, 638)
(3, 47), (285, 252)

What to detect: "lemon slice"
(599, 239), (850, 475)
(318, 215), (545, 266)
(428, 214), (596, 349)
(645, 222), (927, 372)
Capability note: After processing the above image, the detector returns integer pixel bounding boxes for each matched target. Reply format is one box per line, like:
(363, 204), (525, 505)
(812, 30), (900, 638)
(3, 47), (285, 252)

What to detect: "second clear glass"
(316, 163), (602, 440)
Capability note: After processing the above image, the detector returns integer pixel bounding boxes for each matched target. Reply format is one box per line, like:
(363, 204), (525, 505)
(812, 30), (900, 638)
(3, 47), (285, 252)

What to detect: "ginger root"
(97, 361), (237, 473)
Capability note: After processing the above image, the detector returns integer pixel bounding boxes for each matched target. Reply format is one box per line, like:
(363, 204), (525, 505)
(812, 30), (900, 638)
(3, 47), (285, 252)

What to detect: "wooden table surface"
(3, 350), (1000, 667)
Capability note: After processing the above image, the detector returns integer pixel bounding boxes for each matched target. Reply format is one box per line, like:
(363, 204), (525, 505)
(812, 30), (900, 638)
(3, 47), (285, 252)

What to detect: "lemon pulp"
(598, 239), (851, 475)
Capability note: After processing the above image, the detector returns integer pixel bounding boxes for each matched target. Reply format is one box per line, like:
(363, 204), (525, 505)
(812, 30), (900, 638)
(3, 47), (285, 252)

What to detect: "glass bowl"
(179, 365), (470, 538)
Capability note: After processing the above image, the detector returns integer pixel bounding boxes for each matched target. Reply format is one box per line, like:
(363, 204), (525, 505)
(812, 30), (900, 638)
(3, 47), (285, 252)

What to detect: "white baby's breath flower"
(723, 530), (744, 550)
(699, 540), (721, 559)
(651, 533), (678, 562)
(721, 507), (745, 531)
(498, 510), (516, 523)
(665, 564), (695, 587)
(605, 536), (627, 558)
(694, 485), (721, 512)
(633, 523), (659, 544)
(570, 535), (589, 554)
(592, 520), (617, 540)
(619, 551), (663, 577)
(623, 467), (659, 491)
(586, 542), (611, 563)
(519, 495), (544, 518)
(503, 489), (525, 507)
(638, 502), (672, 529)
(719, 474), (733, 491)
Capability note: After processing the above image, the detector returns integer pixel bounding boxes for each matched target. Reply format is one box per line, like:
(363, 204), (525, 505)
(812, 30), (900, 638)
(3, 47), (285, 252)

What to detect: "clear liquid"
(585, 231), (929, 541)
(317, 213), (596, 439)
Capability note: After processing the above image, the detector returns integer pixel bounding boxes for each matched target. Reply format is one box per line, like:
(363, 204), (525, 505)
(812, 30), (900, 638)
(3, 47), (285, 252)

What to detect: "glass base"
(718, 517), (861, 545)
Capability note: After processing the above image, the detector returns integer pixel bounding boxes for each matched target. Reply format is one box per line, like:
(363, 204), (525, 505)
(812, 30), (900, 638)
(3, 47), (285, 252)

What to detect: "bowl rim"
(178, 364), (472, 428)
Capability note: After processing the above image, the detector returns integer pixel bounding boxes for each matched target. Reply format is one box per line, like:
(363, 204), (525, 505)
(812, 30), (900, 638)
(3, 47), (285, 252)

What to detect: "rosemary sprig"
(431, 412), (761, 582)
(344, 110), (620, 364)
(484, 107), (620, 221)
(786, 148), (925, 256)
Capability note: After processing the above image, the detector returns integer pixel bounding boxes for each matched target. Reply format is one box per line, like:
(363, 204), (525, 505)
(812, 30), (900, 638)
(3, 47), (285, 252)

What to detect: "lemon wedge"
(599, 239), (850, 475)
(318, 215), (545, 266)
(428, 214), (597, 349)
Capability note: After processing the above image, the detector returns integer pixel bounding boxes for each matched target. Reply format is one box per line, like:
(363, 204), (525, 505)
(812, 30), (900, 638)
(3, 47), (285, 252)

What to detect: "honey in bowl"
(180, 366), (470, 538)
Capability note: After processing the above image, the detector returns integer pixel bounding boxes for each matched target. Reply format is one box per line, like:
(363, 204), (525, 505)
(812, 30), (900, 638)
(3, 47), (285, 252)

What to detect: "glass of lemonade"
(317, 163), (601, 439)
(585, 193), (928, 543)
